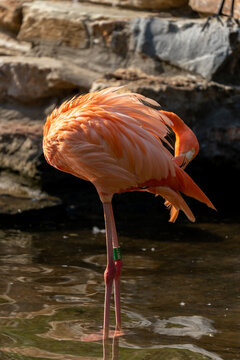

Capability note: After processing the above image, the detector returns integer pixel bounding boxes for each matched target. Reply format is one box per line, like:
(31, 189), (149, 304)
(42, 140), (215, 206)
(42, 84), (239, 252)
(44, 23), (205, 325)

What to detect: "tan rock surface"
(0, 32), (31, 55)
(0, 119), (43, 178)
(18, 1), (87, 48)
(189, 0), (240, 19)
(84, 0), (188, 11)
(0, 56), (99, 102)
(0, 101), (57, 180)
(0, 0), (28, 33)
(18, 1), (142, 47)
(16, 2), (240, 81)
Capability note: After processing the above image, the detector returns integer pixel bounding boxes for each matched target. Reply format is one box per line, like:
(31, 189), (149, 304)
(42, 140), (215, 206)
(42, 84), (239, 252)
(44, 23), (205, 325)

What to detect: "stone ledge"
(0, 56), (100, 102)
(0, 32), (31, 55)
(82, 0), (188, 11)
(15, 1), (240, 82)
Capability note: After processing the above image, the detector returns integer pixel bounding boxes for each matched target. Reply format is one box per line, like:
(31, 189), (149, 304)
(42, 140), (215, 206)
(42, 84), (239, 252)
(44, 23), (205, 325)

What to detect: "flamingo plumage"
(159, 110), (199, 222)
(43, 87), (215, 338)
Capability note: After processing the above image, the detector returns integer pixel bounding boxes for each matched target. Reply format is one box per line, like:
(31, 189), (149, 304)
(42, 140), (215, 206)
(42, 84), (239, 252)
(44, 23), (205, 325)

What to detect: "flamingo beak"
(185, 148), (195, 163)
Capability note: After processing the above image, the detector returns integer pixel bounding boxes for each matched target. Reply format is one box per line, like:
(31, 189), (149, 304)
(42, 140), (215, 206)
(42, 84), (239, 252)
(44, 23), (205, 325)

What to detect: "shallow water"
(0, 220), (239, 360)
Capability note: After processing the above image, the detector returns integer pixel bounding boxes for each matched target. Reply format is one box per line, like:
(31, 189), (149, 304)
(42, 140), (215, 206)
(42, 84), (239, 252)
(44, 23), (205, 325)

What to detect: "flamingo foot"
(80, 329), (124, 342)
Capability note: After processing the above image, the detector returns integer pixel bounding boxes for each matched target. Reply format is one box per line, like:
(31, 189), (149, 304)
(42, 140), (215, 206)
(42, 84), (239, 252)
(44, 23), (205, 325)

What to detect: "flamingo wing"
(43, 88), (176, 201)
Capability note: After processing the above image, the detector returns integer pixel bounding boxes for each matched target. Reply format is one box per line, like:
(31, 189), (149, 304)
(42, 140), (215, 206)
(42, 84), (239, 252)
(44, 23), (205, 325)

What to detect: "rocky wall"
(0, 0), (239, 222)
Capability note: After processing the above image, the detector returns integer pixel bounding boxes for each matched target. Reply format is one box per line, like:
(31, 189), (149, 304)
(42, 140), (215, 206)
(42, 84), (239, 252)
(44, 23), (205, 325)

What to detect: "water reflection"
(0, 223), (239, 360)
(103, 335), (119, 360)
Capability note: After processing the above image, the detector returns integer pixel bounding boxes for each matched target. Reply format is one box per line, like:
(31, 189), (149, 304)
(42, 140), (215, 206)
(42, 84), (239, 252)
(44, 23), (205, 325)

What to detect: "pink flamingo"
(43, 87), (215, 339)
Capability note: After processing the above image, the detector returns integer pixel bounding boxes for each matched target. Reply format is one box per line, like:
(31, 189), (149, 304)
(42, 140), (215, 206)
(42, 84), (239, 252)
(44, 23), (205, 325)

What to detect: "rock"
(0, 117), (43, 178)
(18, 1), (136, 48)
(91, 68), (240, 170)
(18, 1), (88, 48)
(0, 99), (60, 180)
(0, 171), (63, 225)
(0, 32), (31, 55)
(0, 100), (90, 191)
(189, 0), (240, 20)
(84, 0), (188, 11)
(131, 16), (240, 80)
(18, 1), (144, 50)
(21, 1), (240, 82)
(90, 19), (130, 56)
(0, 171), (46, 200)
(16, 1), (142, 77)
(0, 0), (28, 33)
(0, 56), (99, 102)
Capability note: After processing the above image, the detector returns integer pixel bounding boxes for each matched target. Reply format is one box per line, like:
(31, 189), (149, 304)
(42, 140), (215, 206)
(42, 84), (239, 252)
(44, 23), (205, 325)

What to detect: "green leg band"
(113, 246), (122, 261)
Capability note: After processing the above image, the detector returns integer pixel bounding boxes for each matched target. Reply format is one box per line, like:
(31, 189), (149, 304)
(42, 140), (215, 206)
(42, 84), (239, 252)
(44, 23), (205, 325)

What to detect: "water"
(0, 220), (239, 360)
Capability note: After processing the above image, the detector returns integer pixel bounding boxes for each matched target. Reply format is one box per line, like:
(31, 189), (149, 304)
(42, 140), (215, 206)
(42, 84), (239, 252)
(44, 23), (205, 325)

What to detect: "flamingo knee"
(104, 263), (116, 284)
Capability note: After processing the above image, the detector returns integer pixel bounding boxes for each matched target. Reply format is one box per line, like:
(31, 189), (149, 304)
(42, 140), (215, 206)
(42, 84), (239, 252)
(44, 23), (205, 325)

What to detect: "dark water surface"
(0, 218), (239, 360)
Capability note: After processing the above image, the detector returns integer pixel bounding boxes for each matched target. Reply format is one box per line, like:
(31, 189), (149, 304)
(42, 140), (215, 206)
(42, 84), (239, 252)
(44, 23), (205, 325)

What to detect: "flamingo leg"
(103, 202), (116, 339)
(109, 204), (122, 332)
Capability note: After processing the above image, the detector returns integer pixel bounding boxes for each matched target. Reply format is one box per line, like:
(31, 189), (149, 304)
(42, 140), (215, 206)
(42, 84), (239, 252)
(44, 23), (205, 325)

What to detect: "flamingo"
(43, 87), (215, 339)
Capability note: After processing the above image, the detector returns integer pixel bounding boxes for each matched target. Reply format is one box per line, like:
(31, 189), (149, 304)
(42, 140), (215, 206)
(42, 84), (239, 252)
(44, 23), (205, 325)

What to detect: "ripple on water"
(0, 223), (239, 360)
